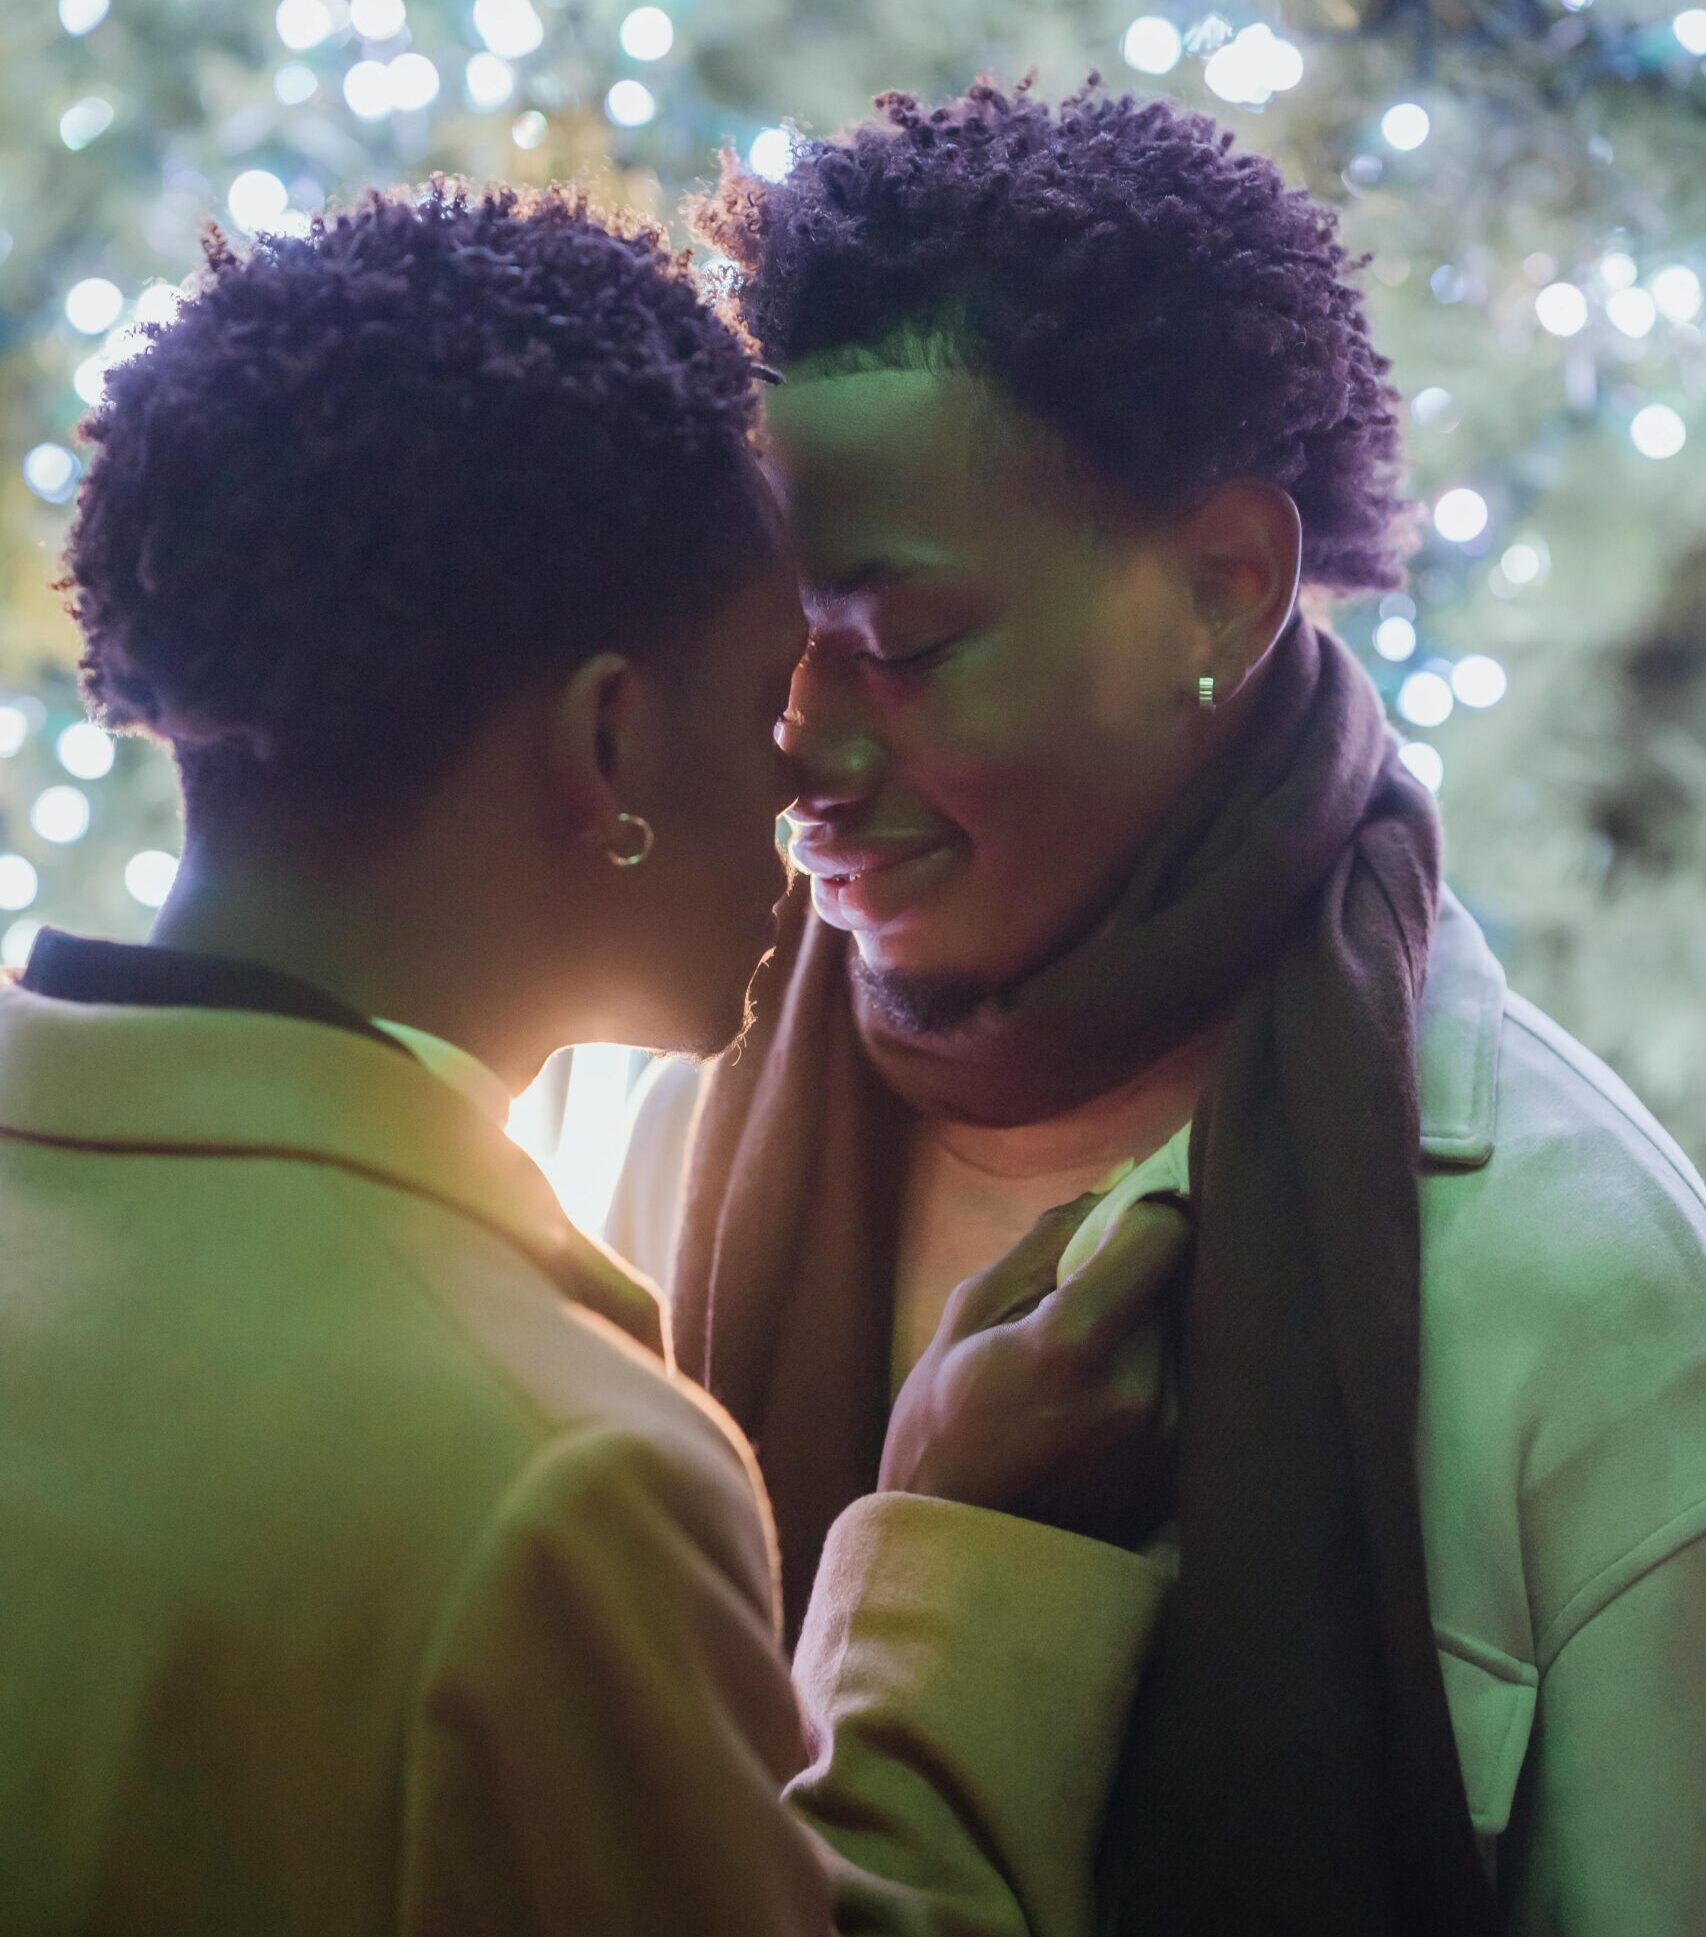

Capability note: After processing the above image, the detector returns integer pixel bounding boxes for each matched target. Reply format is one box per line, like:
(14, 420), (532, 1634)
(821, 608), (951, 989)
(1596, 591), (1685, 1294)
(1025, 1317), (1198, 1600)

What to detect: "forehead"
(763, 365), (1021, 578)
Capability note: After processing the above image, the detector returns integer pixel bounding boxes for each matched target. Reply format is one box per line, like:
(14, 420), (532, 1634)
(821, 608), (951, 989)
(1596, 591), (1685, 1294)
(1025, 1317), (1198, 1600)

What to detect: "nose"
(777, 652), (886, 817)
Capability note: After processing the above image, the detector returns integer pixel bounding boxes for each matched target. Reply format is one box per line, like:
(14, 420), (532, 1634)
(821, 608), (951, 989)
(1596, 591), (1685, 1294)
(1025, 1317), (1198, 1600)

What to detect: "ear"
(1177, 481), (1303, 703)
(545, 652), (655, 851)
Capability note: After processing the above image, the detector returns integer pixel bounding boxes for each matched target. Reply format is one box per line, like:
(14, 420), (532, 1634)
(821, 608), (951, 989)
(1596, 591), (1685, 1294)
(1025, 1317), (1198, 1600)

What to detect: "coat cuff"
(794, 1492), (1169, 1937)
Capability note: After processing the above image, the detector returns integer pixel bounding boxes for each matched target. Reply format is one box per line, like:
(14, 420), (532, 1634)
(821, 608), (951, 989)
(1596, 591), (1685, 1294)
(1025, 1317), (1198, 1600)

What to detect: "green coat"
(610, 892), (1706, 1932)
(0, 975), (1165, 1935)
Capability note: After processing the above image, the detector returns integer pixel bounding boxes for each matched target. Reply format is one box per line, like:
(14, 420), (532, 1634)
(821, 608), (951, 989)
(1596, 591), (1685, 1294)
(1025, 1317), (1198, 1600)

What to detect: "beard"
(850, 952), (999, 1036)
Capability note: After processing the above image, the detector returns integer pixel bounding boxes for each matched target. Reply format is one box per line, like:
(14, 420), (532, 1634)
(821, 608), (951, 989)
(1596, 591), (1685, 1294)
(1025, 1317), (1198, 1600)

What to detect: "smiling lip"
(789, 834), (961, 929)
(788, 835), (948, 886)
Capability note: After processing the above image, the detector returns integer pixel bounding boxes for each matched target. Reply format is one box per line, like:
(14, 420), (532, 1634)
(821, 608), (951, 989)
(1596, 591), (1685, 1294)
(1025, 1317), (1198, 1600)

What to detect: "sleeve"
(1507, 1522), (1706, 1935)
(790, 1493), (1170, 1937)
(397, 1419), (1167, 1937)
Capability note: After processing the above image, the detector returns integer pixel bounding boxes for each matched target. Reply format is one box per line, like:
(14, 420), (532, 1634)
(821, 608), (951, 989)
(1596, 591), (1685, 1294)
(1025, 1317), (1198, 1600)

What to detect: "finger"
(1023, 1199), (1192, 1361)
(944, 1191), (1105, 1338)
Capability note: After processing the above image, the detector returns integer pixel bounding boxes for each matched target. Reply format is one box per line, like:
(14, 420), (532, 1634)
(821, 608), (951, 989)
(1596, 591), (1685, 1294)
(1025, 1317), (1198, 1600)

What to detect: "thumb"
(1025, 1198), (1193, 1358)
(944, 1191), (1105, 1337)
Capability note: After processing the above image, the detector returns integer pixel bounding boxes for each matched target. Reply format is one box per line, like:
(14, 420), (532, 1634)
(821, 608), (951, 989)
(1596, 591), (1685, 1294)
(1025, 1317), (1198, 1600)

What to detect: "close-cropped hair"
(66, 181), (773, 815)
(696, 78), (1410, 593)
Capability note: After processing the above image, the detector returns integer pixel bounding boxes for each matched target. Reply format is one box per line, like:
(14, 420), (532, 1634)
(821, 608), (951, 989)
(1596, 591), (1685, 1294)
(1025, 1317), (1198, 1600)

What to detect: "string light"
(0, 854), (38, 912)
(56, 722), (115, 779)
(465, 52), (515, 108)
(228, 169), (289, 234)
(1500, 541), (1545, 585)
(1607, 287), (1657, 338)
(32, 785), (92, 845)
(1433, 486), (1490, 543)
(1380, 103), (1429, 151)
(604, 80), (656, 127)
(0, 707), (28, 757)
(349, 0), (406, 40)
(60, 96), (114, 149)
(343, 59), (394, 118)
(619, 7), (674, 60)
(389, 52), (440, 111)
(1674, 9), (1706, 54)
(1535, 281), (1588, 336)
(65, 276), (123, 334)
(24, 444), (79, 504)
(124, 850), (179, 908)
(58, 0), (109, 34)
(510, 109), (547, 148)
(1122, 16), (1183, 74)
(1, 921), (42, 970)
(1375, 616), (1418, 661)
(275, 62), (319, 103)
(1398, 743), (1444, 793)
(1650, 265), (1703, 323)
(1451, 654), (1508, 708)
(1397, 670), (1454, 728)
(747, 127), (793, 181)
(1204, 25), (1304, 107)
(473, 0), (544, 61)
(1630, 404), (1687, 459)
(274, 0), (332, 50)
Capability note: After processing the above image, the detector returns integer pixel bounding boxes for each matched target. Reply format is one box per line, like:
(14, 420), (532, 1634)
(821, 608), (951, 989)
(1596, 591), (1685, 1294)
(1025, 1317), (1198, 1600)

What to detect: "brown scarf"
(674, 618), (1497, 1934)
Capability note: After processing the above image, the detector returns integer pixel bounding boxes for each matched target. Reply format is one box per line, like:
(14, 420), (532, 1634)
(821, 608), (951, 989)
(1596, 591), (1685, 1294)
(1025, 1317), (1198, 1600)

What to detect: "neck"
(148, 843), (557, 1093)
(928, 1020), (1222, 1179)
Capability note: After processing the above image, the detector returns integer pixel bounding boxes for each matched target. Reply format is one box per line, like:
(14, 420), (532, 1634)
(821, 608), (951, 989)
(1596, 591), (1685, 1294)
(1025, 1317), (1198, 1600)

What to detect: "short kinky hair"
(697, 79), (1409, 592)
(67, 182), (774, 815)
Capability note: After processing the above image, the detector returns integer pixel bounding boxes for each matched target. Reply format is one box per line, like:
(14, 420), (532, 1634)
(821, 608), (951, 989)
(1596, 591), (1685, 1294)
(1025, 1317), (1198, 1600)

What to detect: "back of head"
(67, 182), (774, 829)
(697, 77), (1408, 596)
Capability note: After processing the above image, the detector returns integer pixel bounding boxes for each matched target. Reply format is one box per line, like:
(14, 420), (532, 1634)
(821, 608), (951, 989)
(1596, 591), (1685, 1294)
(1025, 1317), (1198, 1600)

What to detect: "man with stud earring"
(0, 184), (1185, 1933)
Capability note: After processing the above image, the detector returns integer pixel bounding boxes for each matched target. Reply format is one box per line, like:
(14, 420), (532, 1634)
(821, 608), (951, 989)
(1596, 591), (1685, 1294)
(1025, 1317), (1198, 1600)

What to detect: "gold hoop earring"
(1197, 674), (1216, 711)
(606, 812), (655, 868)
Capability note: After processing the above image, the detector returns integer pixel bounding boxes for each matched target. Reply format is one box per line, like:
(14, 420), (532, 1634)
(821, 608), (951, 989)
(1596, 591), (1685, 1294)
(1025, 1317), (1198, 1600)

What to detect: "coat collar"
(1416, 890), (1505, 1169)
(0, 973), (668, 1361)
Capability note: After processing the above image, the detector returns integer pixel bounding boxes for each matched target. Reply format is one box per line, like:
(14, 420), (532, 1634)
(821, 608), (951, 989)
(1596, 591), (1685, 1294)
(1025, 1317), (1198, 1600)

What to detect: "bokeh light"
(275, 0), (332, 50)
(1397, 670), (1454, 728)
(474, 0), (544, 60)
(465, 52), (515, 108)
(228, 170), (289, 234)
(747, 127), (793, 181)
(58, 0), (109, 36)
(1535, 281), (1589, 336)
(32, 786), (92, 845)
(1380, 103), (1429, 150)
(56, 722), (115, 780)
(65, 276), (123, 334)
(350, 0), (406, 39)
(605, 80), (657, 127)
(620, 7), (675, 60)
(1121, 16), (1183, 74)
(1398, 742), (1444, 793)
(0, 854), (39, 913)
(1433, 486), (1490, 543)
(1631, 404), (1687, 459)
(60, 97), (115, 150)
(1375, 616), (1418, 661)
(24, 444), (79, 504)
(124, 850), (180, 909)
(1451, 654), (1508, 709)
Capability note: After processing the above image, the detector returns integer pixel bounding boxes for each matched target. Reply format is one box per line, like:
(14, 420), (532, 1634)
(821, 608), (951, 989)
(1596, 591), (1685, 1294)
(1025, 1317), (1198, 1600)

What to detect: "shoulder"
(1418, 982), (1706, 1657)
